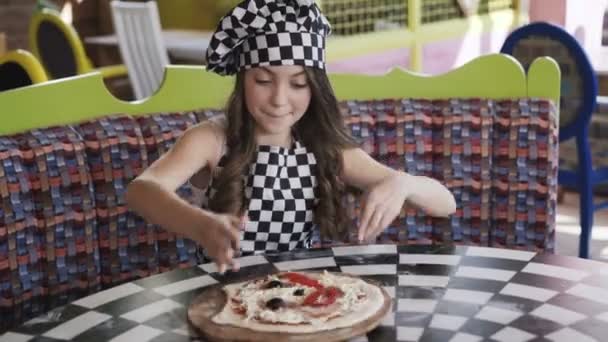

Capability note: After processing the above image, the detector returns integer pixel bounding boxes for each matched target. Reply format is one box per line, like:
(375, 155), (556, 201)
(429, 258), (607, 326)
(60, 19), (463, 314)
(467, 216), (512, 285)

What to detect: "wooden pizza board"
(187, 273), (392, 342)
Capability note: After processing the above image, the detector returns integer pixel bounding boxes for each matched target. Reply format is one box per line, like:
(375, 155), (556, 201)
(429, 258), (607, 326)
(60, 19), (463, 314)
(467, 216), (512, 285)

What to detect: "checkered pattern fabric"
(206, 0), (331, 75)
(205, 141), (318, 254)
(4, 245), (608, 342)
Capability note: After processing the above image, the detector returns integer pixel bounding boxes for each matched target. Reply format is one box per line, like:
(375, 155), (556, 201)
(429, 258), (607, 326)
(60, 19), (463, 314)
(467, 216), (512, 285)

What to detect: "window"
(321, 0), (408, 36)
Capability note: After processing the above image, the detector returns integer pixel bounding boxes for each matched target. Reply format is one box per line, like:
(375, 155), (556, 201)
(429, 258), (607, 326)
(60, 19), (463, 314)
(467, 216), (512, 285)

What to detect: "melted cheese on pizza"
(211, 271), (387, 333)
(238, 278), (314, 323)
(318, 271), (367, 314)
(230, 271), (369, 325)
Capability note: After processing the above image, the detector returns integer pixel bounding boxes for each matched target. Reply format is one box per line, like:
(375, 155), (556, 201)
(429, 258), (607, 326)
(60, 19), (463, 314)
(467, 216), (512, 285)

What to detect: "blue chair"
(501, 22), (598, 258)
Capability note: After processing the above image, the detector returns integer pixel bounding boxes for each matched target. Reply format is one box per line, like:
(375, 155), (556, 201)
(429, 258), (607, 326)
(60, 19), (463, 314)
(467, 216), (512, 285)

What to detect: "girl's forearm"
(401, 173), (457, 217)
(125, 178), (212, 240)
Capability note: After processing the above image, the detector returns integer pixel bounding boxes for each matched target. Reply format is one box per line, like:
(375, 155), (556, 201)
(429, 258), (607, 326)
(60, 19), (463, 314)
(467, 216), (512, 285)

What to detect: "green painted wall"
(156, 0), (239, 30)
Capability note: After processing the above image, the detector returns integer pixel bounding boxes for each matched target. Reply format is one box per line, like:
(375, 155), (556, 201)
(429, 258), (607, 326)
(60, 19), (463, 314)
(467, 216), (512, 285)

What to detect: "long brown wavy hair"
(208, 67), (358, 241)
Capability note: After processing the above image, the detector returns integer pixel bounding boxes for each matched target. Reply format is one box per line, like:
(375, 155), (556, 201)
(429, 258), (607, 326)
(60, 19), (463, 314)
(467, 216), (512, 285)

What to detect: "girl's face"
(244, 65), (311, 143)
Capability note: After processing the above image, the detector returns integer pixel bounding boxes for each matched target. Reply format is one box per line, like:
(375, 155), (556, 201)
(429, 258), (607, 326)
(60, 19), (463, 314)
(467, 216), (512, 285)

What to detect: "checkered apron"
(201, 140), (318, 258)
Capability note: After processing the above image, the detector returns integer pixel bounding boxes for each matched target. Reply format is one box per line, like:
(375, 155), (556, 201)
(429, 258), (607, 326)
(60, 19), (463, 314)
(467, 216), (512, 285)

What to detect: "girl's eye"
(255, 79), (271, 84)
(292, 83), (308, 89)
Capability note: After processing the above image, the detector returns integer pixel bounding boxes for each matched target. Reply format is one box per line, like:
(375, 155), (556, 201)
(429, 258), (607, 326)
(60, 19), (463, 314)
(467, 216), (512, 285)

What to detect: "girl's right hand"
(196, 212), (244, 274)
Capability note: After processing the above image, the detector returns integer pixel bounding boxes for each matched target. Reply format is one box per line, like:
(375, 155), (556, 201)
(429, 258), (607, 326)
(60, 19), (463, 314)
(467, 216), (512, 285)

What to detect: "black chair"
(28, 8), (127, 80)
(0, 49), (48, 91)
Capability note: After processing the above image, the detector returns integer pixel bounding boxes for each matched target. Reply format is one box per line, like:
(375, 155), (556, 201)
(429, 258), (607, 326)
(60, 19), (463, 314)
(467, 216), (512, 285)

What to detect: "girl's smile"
(262, 111), (292, 118)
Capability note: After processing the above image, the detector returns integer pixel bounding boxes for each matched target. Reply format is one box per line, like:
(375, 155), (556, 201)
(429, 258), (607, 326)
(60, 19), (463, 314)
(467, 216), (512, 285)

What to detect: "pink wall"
(529, 0), (608, 71)
(529, 0), (567, 26)
(564, 0), (608, 70)
(422, 30), (510, 75)
(326, 48), (410, 75)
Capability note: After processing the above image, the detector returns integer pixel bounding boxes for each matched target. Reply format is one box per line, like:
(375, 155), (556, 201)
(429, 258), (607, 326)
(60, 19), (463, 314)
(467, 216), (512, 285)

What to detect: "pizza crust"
(211, 272), (386, 333)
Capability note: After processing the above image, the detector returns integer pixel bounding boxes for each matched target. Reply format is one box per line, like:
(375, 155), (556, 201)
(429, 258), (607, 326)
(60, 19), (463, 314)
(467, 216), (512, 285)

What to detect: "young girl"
(126, 0), (456, 273)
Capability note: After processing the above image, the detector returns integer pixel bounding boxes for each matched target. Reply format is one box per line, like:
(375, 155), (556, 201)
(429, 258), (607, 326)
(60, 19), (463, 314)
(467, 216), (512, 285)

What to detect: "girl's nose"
(270, 84), (289, 107)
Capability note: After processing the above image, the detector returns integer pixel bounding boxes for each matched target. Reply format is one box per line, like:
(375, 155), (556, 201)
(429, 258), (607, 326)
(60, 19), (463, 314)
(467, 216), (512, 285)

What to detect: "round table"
(3, 245), (608, 342)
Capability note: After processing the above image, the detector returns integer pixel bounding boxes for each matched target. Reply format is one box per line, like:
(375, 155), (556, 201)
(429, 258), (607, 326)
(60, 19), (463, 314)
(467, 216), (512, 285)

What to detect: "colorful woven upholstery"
(351, 99), (491, 247)
(509, 36), (588, 207)
(501, 22), (598, 258)
(431, 99), (494, 247)
(23, 126), (100, 294)
(135, 111), (201, 270)
(0, 101), (558, 329)
(313, 98), (557, 252)
(0, 126), (100, 331)
(0, 135), (41, 330)
(491, 99), (558, 252)
(74, 116), (150, 286)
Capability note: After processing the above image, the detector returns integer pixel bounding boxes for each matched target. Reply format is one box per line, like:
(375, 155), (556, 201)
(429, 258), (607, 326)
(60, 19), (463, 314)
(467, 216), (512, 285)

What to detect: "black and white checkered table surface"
(2, 245), (608, 342)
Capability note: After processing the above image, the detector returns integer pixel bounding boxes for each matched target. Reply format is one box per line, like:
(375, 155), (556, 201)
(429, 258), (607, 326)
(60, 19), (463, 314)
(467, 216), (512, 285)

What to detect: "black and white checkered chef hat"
(206, 0), (331, 76)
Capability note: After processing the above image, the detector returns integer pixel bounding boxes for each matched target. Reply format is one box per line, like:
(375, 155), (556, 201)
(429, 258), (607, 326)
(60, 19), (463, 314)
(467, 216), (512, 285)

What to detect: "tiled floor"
(556, 192), (608, 262)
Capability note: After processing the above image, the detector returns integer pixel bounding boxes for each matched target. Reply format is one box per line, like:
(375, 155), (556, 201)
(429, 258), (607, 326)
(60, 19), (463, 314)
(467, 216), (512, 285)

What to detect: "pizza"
(211, 271), (388, 333)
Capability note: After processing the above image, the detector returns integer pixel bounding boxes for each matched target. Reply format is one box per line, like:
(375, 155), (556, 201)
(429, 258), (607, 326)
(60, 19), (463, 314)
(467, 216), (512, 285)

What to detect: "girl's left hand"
(358, 172), (410, 242)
